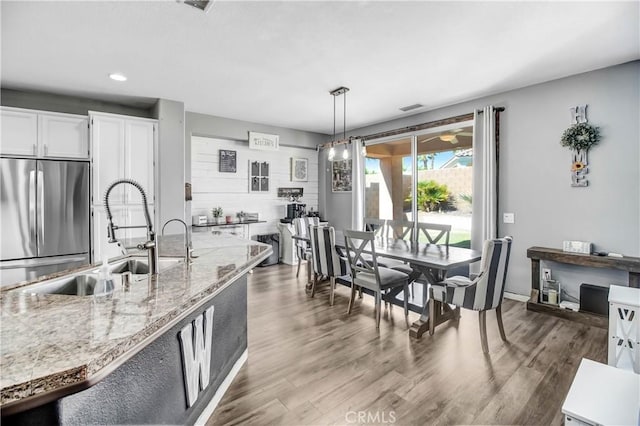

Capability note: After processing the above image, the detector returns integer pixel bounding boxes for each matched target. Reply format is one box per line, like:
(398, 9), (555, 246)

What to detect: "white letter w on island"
(178, 306), (214, 407)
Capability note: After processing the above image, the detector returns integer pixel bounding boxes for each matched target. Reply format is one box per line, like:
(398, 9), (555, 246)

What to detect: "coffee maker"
(286, 203), (306, 220)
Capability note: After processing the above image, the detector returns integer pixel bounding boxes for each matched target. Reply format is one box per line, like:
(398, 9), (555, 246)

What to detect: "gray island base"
(1, 234), (272, 425)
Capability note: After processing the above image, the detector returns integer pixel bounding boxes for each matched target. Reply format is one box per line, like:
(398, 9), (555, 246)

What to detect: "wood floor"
(206, 264), (607, 426)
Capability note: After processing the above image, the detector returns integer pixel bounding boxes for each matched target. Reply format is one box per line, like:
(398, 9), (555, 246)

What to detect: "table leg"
(408, 266), (448, 339)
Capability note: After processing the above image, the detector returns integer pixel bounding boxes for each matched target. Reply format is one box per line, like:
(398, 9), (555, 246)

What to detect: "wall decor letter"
(178, 306), (214, 407)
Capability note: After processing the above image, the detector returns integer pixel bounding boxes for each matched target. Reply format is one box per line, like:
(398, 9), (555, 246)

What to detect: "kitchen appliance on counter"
(286, 203), (306, 221)
(0, 158), (90, 287)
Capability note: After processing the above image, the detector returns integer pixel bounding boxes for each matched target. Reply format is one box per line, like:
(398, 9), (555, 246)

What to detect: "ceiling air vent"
(179, 0), (214, 14)
(399, 103), (424, 112)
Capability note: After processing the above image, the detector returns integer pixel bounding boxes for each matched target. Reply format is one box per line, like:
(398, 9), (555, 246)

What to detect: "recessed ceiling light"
(109, 73), (127, 82)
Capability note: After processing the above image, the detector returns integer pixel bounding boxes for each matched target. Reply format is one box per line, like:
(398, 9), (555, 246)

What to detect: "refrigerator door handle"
(37, 169), (45, 246)
(29, 170), (37, 243)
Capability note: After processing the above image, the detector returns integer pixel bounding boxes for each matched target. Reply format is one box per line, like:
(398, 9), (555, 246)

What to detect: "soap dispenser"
(95, 259), (115, 297)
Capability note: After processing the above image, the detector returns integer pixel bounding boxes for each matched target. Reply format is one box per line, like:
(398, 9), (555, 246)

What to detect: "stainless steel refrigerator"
(1, 158), (90, 287)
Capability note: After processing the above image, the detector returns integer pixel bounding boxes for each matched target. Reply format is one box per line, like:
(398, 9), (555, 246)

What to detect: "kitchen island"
(0, 233), (272, 425)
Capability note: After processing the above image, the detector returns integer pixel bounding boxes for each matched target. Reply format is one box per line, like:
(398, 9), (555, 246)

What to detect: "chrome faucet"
(104, 179), (158, 275)
(161, 218), (194, 264)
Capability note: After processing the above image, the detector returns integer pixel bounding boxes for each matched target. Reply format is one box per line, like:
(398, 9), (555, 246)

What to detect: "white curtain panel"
(471, 105), (497, 254)
(351, 139), (365, 231)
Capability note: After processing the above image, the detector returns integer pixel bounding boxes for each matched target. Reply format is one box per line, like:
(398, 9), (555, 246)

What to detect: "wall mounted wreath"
(560, 122), (601, 152)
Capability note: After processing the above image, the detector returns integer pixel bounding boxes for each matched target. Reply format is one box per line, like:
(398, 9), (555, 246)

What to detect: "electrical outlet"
(503, 212), (515, 224)
(542, 268), (551, 281)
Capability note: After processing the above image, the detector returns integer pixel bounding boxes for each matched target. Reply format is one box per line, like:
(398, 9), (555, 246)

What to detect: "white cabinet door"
(92, 205), (127, 263)
(91, 115), (125, 204)
(125, 120), (155, 203)
(125, 204), (155, 241)
(39, 113), (89, 159)
(0, 107), (38, 156)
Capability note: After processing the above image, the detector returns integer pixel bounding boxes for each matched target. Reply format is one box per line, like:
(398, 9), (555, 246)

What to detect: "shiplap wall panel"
(191, 136), (318, 237)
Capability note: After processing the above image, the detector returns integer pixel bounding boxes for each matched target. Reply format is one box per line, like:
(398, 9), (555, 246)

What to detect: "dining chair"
(293, 217), (320, 283)
(385, 220), (421, 298)
(343, 229), (410, 329)
(364, 217), (387, 240)
(417, 222), (451, 250)
(428, 236), (513, 353)
(308, 225), (350, 305)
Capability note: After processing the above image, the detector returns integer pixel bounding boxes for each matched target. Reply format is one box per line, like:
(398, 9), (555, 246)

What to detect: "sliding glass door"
(364, 122), (474, 247)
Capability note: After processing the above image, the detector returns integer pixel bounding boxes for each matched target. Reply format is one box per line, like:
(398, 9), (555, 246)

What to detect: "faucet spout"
(161, 218), (193, 264)
(104, 179), (158, 275)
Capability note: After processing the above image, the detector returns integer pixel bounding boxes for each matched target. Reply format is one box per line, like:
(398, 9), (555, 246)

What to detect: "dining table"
(292, 230), (482, 338)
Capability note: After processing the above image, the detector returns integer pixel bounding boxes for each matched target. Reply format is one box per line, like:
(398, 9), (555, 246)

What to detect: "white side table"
(562, 358), (639, 426)
(609, 285), (640, 373)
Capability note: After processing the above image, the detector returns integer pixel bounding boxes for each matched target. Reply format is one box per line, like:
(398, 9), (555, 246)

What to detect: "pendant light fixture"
(329, 86), (350, 161)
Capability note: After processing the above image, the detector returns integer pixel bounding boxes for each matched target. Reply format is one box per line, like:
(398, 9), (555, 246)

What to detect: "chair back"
(417, 222), (451, 247)
(386, 220), (414, 245)
(472, 236), (513, 311)
(363, 218), (386, 237)
(308, 225), (348, 278)
(343, 229), (382, 291)
(292, 217), (320, 256)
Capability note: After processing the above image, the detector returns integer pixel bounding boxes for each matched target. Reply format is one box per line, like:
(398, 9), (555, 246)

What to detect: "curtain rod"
(317, 107), (505, 149)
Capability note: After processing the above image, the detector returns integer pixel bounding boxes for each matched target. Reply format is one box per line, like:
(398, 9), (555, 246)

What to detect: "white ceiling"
(1, 1), (638, 135)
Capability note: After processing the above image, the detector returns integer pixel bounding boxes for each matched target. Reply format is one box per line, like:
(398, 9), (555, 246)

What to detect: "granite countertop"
(0, 233), (272, 409)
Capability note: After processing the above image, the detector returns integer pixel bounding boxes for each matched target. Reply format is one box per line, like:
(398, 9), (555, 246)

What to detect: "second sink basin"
(108, 257), (182, 275)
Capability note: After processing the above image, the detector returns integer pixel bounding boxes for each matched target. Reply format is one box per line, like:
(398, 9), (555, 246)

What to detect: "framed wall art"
(291, 157), (308, 182)
(331, 159), (352, 192)
(219, 149), (237, 173)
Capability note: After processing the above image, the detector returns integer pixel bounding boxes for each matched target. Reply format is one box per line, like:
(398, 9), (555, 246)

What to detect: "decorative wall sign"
(560, 118), (601, 188)
(248, 131), (279, 151)
(291, 157), (308, 182)
(249, 160), (270, 192)
(277, 187), (304, 198)
(332, 159), (352, 192)
(219, 150), (237, 173)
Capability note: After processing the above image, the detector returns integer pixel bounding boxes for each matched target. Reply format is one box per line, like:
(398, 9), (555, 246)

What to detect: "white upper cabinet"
(90, 112), (156, 205)
(92, 114), (126, 204)
(39, 113), (89, 159)
(0, 107), (89, 159)
(1, 108), (39, 156)
(125, 120), (155, 205)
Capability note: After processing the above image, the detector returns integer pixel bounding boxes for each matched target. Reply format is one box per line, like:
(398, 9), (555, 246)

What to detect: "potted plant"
(211, 207), (223, 224)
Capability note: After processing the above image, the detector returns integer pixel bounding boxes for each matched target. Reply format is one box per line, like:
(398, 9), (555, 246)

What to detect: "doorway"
(364, 122), (473, 247)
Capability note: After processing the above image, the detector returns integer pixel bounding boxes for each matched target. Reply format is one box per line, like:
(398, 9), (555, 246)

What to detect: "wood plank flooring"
(206, 264), (607, 426)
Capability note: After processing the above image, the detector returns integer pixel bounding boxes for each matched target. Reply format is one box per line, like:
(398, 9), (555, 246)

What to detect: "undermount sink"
(108, 257), (182, 275)
(20, 257), (182, 297)
(22, 274), (105, 296)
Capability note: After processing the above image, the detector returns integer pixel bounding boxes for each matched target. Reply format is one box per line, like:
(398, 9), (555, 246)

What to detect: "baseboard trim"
(504, 291), (529, 302)
(194, 349), (248, 425)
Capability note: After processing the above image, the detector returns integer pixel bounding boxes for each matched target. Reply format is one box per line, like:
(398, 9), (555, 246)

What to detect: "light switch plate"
(503, 212), (515, 224)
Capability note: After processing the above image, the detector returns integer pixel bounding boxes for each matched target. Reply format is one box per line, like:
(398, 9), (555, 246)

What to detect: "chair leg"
(428, 295), (436, 336)
(347, 283), (356, 314)
(375, 292), (381, 329)
(403, 284), (409, 318)
(358, 286), (363, 298)
(296, 258), (301, 278)
(329, 277), (335, 306)
(310, 273), (317, 298)
(410, 281), (414, 299)
(496, 305), (507, 341)
(306, 259), (311, 284)
(479, 311), (489, 353)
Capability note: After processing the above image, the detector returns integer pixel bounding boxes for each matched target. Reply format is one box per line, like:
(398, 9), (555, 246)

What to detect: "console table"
(526, 247), (640, 329)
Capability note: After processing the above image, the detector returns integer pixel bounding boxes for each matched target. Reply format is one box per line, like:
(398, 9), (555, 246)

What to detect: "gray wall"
(152, 99), (186, 228)
(184, 111), (328, 220)
(1, 88), (154, 118)
(321, 61), (640, 297)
